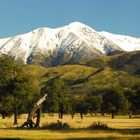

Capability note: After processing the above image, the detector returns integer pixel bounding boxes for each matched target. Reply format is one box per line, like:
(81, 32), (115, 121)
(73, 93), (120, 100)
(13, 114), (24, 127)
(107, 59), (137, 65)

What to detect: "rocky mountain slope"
(0, 22), (140, 66)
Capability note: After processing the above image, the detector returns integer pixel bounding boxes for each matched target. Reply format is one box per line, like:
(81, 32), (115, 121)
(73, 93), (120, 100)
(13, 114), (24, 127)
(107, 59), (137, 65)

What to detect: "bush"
(43, 120), (69, 130)
(88, 121), (110, 130)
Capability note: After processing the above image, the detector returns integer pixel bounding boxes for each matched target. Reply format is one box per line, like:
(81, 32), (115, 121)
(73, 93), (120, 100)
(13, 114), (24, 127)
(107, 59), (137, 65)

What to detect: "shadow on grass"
(0, 129), (140, 140)
(10, 127), (140, 135)
(66, 138), (121, 140)
(1, 138), (140, 140)
(115, 128), (140, 135)
(0, 139), (23, 140)
(66, 138), (140, 140)
(0, 138), (120, 140)
(1, 127), (140, 140)
(1, 126), (140, 132)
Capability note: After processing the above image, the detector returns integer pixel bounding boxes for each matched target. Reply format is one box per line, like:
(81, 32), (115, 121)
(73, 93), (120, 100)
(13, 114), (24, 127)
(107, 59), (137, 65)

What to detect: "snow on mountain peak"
(0, 22), (140, 66)
(68, 21), (89, 28)
(100, 31), (140, 51)
(67, 21), (96, 32)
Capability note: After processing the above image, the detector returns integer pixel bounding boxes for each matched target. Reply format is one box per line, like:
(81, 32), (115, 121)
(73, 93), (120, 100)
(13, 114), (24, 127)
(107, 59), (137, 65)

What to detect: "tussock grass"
(88, 121), (110, 130)
(0, 114), (140, 139)
(1, 114), (140, 129)
(42, 120), (70, 130)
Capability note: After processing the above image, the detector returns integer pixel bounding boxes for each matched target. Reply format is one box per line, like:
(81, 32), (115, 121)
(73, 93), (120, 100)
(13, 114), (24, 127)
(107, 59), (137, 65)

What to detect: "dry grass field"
(0, 113), (140, 139)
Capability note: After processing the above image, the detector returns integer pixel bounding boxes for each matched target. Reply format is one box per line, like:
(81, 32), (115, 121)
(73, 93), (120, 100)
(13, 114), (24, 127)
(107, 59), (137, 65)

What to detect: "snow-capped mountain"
(0, 22), (140, 66)
(99, 31), (140, 51)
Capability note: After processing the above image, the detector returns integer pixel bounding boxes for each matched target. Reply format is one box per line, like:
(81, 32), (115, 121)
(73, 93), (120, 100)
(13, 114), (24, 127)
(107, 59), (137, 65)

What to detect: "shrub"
(43, 120), (69, 130)
(88, 121), (110, 130)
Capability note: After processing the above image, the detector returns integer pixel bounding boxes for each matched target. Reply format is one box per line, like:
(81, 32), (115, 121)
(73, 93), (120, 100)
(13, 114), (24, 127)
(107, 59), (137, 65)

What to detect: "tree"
(68, 96), (77, 119)
(0, 96), (13, 119)
(124, 85), (140, 116)
(102, 89), (129, 119)
(7, 71), (36, 124)
(132, 84), (140, 114)
(86, 95), (102, 116)
(20, 94), (47, 128)
(123, 88), (135, 118)
(75, 97), (88, 119)
(0, 54), (17, 120)
(43, 78), (69, 119)
(0, 54), (37, 124)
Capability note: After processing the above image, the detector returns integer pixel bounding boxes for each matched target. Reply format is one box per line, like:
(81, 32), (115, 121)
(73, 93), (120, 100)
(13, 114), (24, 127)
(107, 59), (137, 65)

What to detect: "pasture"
(0, 114), (140, 139)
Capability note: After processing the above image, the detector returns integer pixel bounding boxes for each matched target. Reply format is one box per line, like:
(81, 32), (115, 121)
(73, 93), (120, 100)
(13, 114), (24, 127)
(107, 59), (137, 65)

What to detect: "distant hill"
(24, 54), (140, 95)
(84, 50), (140, 75)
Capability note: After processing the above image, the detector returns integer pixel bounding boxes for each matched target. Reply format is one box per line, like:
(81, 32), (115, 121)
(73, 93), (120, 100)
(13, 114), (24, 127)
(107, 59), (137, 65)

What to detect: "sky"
(0, 0), (140, 38)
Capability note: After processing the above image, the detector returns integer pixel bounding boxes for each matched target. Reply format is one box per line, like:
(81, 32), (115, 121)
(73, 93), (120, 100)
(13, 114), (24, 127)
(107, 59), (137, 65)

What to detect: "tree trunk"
(58, 112), (63, 119)
(58, 102), (64, 119)
(128, 112), (132, 119)
(95, 112), (97, 116)
(102, 112), (105, 116)
(111, 112), (115, 119)
(35, 108), (41, 128)
(80, 112), (83, 119)
(60, 112), (63, 119)
(71, 113), (75, 119)
(58, 113), (61, 119)
(14, 105), (18, 125)
(90, 112), (93, 117)
(20, 94), (47, 128)
(2, 114), (5, 119)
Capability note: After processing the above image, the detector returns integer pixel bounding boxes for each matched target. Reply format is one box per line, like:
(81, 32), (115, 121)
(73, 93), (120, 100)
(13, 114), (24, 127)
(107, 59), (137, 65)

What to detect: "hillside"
(24, 51), (140, 95)
(85, 50), (140, 75)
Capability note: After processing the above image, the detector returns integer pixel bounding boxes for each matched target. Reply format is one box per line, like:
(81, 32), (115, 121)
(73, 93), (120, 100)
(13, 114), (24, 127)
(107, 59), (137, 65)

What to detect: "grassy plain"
(0, 114), (140, 139)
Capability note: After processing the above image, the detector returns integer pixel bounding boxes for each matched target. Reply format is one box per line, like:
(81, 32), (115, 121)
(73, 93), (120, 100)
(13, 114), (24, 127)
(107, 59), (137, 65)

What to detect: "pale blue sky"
(0, 0), (140, 38)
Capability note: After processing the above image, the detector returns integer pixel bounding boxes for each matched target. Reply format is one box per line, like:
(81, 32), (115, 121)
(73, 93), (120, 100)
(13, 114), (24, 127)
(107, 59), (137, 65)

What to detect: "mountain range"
(0, 22), (140, 66)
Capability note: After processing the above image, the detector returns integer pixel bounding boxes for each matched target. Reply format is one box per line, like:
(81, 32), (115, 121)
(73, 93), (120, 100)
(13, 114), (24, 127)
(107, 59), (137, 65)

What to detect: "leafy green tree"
(86, 94), (102, 116)
(0, 54), (17, 119)
(102, 89), (129, 119)
(0, 54), (37, 124)
(68, 96), (77, 119)
(124, 85), (140, 116)
(43, 78), (69, 119)
(6, 71), (36, 124)
(0, 96), (13, 119)
(132, 84), (140, 114)
(75, 97), (88, 119)
(0, 54), (16, 85)
(123, 88), (135, 118)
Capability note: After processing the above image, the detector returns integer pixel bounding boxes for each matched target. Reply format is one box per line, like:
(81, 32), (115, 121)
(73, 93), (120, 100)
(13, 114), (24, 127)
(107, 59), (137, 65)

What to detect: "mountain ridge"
(0, 22), (140, 66)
